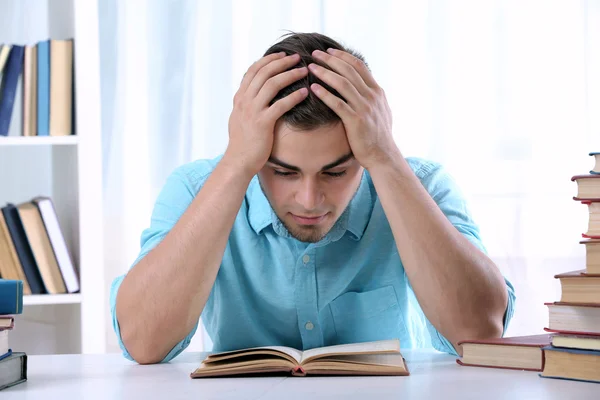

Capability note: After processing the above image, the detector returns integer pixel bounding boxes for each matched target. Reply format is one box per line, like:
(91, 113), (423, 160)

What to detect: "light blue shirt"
(110, 155), (516, 362)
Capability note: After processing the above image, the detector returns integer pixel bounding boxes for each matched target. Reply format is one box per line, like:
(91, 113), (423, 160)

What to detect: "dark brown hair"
(263, 32), (367, 130)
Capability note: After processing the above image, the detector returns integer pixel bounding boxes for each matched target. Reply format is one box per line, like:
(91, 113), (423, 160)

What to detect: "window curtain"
(99, 0), (600, 352)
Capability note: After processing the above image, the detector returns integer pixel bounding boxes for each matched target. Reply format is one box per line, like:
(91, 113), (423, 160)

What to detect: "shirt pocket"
(329, 285), (407, 345)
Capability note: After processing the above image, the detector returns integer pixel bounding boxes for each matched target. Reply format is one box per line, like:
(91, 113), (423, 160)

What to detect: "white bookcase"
(0, 0), (106, 354)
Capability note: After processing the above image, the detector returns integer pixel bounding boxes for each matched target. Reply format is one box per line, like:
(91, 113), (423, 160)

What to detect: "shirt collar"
(247, 176), (273, 235)
(247, 170), (373, 242)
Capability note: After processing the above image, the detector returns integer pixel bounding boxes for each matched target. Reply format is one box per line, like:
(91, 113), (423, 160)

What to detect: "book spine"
(1, 205), (46, 294)
(0, 280), (23, 314)
(0, 46), (24, 136)
(37, 40), (50, 137)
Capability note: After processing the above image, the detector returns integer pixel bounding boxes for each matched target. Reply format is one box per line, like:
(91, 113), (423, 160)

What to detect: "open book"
(190, 339), (409, 378)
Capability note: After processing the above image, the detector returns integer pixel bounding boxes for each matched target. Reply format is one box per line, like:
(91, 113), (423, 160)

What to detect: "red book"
(572, 174), (600, 201)
(554, 270), (600, 304)
(581, 201), (600, 239)
(546, 302), (600, 336)
(456, 334), (554, 372)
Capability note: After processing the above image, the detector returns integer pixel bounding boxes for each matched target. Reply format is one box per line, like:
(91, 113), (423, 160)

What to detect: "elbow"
(119, 319), (168, 365)
(452, 305), (506, 356)
(116, 297), (168, 365)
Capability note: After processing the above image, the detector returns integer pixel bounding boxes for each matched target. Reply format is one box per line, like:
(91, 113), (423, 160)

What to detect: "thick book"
(1, 205), (46, 294)
(541, 346), (600, 384)
(190, 339), (409, 378)
(552, 334), (600, 351)
(545, 302), (600, 335)
(591, 152), (600, 175)
(0, 280), (23, 315)
(0, 352), (27, 391)
(0, 211), (31, 294)
(32, 197), (79, 293)
(49, 39), (73, 136)
(581, 239), (600, 274)
(456, 334), (553, 371)
(17, 202), (67, 294)
(554, 270), (600, 304)
(572, 174), (600, 201)
(581, 201), (600, 239)
(0, 45), (24, 136)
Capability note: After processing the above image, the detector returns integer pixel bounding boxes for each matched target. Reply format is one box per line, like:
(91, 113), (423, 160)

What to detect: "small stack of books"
(0, 196), (79, 295)
(456, 152), (600, 384)
(0, 279), (27, 391)
(540, 152), (600, 383)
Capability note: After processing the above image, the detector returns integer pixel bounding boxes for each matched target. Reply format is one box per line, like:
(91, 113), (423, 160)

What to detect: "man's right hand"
(224, 52), (309, 176)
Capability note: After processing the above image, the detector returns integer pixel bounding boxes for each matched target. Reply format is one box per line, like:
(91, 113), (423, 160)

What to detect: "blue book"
(0, 45), (24, 136)
(1, 205), (46, 294)
(37, 40), (50, 136)
(540, 346), (600, 383)
(0, 280), (23, 315)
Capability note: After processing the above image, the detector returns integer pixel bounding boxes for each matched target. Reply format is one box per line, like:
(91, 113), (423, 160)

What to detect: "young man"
(111, 33), (515, 364)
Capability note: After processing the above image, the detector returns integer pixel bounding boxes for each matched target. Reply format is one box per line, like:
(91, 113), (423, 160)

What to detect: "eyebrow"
(268, 152), (354, 172)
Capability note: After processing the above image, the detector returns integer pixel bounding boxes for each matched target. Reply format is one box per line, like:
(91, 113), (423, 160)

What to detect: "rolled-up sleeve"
(409, 160), (516, 356)
(110, 164), (209, 363)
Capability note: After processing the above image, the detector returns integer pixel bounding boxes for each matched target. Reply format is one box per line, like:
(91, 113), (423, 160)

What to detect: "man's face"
(258, 120), (364, 243)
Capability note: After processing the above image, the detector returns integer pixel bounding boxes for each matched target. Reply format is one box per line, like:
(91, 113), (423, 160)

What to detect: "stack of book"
(0, 39), (74, 137)
(0, 197), (79, 295)
(539, 152), (600, 383)
(0, 279), (27, 391)
(455, 152), (600, 384)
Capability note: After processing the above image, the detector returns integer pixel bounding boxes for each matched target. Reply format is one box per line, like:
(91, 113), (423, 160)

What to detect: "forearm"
(368, 153), (508, 351)
(116, 155), (254, 364)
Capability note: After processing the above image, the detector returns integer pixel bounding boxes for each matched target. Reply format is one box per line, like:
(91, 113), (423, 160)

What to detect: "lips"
(291, 213), (327, 225)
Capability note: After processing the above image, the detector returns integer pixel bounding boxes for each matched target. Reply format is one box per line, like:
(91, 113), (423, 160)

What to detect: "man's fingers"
(246, 54), (302, 98)
(267, 87), (309, 120)
(310, 83), (355, 120)
(255, 67), (308, 108)
(308, 63), (362, 110)
(325, 48), (379, 89)
(238, 52), (286, 94)
(311, 50), (369, 97)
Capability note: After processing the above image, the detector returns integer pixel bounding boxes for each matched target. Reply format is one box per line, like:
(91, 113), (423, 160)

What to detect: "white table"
(2, 349), (599, 399)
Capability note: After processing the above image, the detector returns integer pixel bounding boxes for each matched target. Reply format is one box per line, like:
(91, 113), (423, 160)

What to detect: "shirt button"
(305, 321), (314, 330)
(302, 255), (310, 264)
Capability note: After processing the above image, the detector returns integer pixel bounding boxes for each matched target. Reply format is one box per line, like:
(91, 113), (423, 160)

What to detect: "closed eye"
(324, 171), (347, 178)
(273, 170), (297, 177)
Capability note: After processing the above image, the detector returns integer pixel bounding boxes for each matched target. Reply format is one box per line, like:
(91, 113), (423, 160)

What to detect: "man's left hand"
(308, 48), (398, 170)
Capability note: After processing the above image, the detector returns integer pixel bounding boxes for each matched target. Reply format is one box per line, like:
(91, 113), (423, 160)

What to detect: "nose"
(295, 178), (324, 211)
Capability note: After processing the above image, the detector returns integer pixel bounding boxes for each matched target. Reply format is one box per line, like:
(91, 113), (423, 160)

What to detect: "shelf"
(23, 293), (82, 306)
(0, 136), (79, 146)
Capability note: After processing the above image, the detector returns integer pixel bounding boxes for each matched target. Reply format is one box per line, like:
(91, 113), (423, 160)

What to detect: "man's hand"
(308, 49), (398, 170)
(225, 52), (309, 176)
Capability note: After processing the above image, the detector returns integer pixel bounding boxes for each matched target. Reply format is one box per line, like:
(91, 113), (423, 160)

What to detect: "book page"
(258, 346), (303, 364)
(205, 346), (303, 365)
(312, 353), (406, 367)
(301, 339), (400, 364)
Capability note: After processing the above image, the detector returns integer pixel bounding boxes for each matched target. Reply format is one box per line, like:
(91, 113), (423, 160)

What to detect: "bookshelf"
(23, 293), (82, 306)
(0, 0), (106, 355)
(0, 136), (79, 146)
